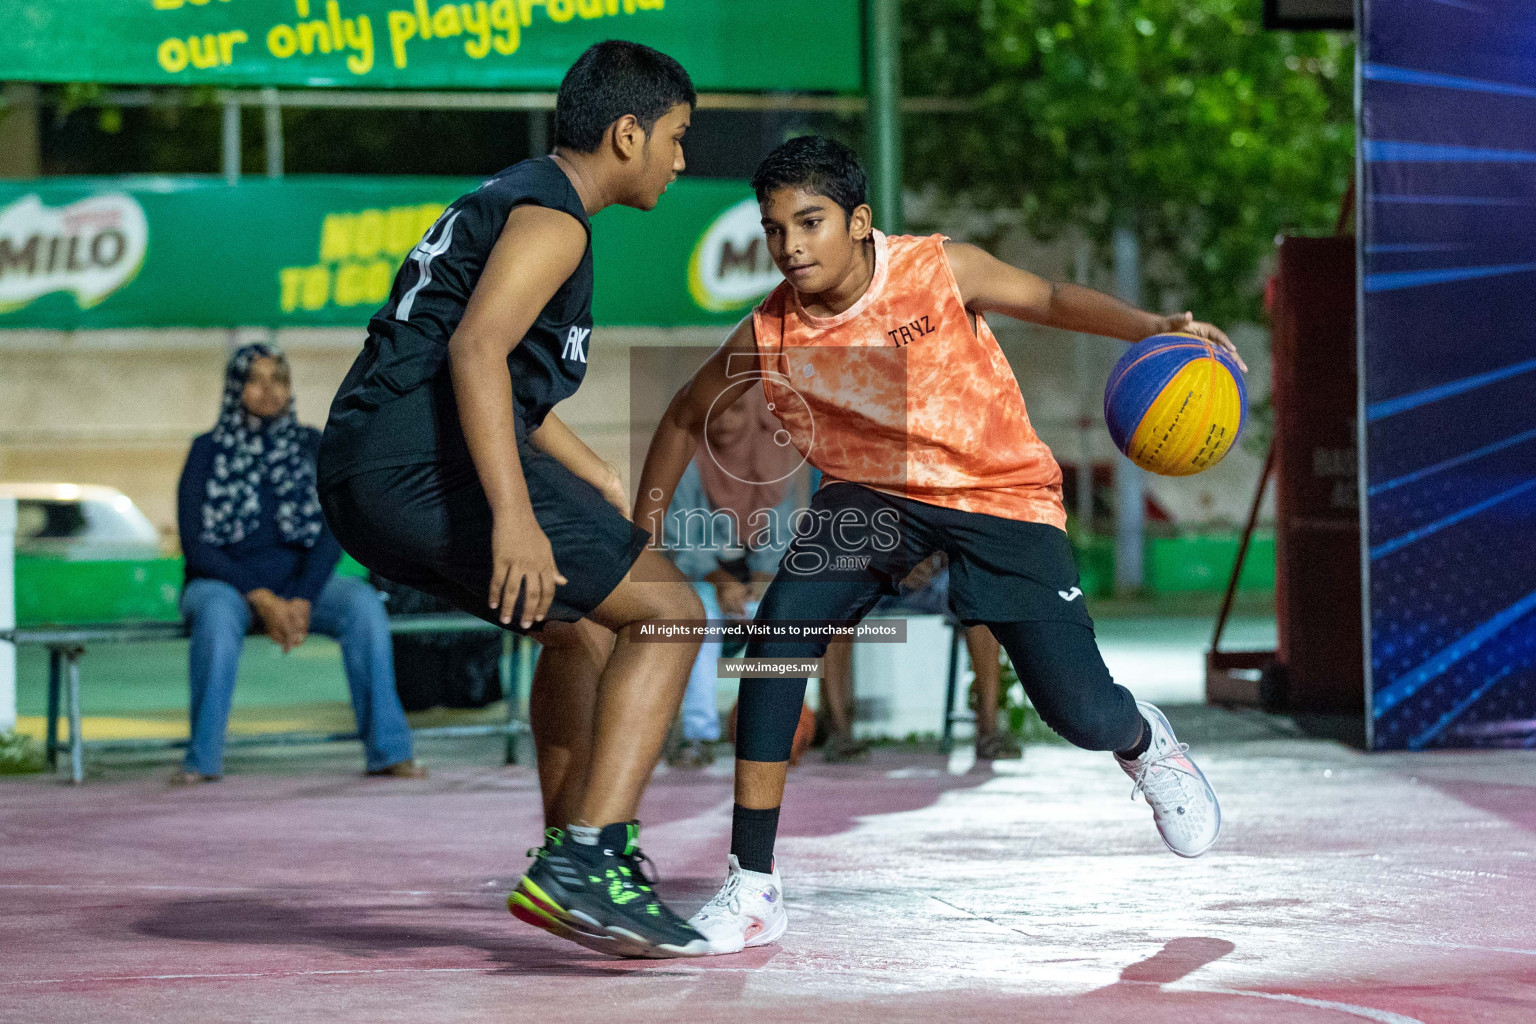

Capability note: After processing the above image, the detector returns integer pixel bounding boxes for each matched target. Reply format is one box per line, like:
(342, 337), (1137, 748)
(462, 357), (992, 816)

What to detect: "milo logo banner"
(0, 0), (860, 92)
(688, 198), (782, 314)
(0, 194), (149, 314)
(0, 176), (778, 329)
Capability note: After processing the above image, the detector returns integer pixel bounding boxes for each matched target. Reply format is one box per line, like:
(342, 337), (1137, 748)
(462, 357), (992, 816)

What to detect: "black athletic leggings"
(735, 574), (1141, 763)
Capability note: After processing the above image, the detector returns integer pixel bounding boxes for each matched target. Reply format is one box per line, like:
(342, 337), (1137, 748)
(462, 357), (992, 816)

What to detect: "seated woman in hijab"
(661, 386), (804, 769)
(174, 343), (424, 783)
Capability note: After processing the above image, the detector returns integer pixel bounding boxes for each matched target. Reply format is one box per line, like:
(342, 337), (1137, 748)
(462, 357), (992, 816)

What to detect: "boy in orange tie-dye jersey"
(635, 137), (1245, 954)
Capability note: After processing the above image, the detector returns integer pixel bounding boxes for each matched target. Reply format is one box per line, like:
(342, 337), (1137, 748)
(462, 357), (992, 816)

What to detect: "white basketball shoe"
(688, 854), (788, 954)
(1116, 701), (1222, 857)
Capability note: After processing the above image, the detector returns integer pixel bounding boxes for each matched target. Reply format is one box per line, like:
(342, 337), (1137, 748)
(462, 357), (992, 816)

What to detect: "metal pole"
(98, 87), (976, 115)
(221, 96), (242, 185)
(45, 650), (60, 768)
(1212, 440), (1275, 653)
(866, 0), (903, 234)
(0, 84), (41, 178)
(67, 650), (83, 785)
(940, 622), (961, 754)
(0, 496), (13, 737)
(528, 110), (549, 157)
(1112, 224), (1145, 594)
(262, 87), (283, 178)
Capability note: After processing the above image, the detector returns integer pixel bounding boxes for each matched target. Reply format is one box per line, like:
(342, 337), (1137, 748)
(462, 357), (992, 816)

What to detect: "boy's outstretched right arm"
(944, 241), (1247, 372)
(448, 204), (586, 628)
(633, 317), (760, 546)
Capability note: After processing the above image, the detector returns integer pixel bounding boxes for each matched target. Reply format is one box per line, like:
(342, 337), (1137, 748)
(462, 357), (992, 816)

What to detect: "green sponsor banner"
(0, 174), (781, 328)
(1, 0), (861, 92)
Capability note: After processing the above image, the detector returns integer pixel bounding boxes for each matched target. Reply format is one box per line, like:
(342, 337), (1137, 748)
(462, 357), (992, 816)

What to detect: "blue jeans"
(181, 577), (415, 775)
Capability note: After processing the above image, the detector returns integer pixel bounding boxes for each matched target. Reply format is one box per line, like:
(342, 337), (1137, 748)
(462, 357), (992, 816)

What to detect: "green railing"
(13, 554), (369, 627)
(1074, 533), (1276, 599)
(14, 539), (1271, 626)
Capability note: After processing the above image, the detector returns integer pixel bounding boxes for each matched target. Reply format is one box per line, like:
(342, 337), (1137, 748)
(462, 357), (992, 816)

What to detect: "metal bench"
(0, 613), (531, 784)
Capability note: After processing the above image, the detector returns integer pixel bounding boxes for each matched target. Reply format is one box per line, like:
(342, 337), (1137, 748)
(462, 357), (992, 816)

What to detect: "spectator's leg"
(311, 577), (414, 772)
(680, 583), (724, 743)
(181, 579), (250, 777)
(820, 638), (855, 742)
(966, 625), (1002, 737)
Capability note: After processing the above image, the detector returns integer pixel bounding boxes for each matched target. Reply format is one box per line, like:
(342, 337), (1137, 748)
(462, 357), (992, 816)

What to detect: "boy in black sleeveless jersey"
(318, 41), (708, 958)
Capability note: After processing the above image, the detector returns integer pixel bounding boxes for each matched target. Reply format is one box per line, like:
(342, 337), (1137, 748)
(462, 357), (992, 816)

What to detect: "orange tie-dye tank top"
(752, 230), (1066, 529)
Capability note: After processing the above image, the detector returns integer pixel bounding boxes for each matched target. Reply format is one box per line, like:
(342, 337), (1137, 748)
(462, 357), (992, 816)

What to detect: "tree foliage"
(902, 0), (1353, 325)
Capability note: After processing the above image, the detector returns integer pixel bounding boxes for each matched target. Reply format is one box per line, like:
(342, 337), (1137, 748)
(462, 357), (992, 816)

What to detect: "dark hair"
(554, 41), (696, 153)
(751, 135), (868, 219)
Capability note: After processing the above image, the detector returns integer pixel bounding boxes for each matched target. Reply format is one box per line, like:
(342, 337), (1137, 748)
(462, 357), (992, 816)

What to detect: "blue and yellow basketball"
(1103, 332), (1247, 477)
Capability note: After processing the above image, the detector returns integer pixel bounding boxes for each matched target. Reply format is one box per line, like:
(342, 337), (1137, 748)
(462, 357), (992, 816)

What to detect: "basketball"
(1103, 332), (1247, 477)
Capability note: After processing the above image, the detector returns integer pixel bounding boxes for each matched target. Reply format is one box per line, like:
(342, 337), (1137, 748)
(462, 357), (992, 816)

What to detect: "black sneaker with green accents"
(507, 822), (709, 958)
(508, 828), (641, 957)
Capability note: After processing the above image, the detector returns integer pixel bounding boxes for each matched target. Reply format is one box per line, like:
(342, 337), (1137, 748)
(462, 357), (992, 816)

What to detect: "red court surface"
(3, 713), (1533, 1024)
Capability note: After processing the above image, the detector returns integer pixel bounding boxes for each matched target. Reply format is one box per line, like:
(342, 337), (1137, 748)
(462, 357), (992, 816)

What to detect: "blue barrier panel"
(1361, 1), (1536, 748)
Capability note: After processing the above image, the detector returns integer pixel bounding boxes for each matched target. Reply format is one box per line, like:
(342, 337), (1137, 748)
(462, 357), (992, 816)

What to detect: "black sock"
(1114, 715), (1151, 760)
(730, 804), (780, 874)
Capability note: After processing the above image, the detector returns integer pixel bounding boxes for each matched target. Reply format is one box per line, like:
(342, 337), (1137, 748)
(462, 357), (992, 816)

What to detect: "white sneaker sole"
(747, 911), (787, 948)
(604, 921), (711, 958)
(696, 909), (788, 955)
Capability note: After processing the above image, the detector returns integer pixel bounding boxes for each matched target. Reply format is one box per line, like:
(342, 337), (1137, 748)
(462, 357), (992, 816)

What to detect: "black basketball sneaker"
(508, 822), (709, 958)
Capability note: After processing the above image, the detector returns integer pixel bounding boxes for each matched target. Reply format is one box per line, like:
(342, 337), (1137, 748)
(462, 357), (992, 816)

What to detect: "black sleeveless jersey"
(318, 157), (593, 487)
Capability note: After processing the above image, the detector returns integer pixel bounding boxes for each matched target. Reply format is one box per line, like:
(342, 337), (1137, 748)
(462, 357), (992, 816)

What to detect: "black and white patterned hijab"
(200, 343), (324, 549)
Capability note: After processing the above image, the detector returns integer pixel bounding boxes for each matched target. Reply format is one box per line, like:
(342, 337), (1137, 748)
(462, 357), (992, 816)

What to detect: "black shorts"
(319, 445), (649, 634)
(734, 483), (1135, 762)
(779, 482), (1093, 628)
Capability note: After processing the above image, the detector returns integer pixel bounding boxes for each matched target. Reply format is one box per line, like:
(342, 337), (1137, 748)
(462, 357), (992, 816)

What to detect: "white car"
(0, 483), (162, 560)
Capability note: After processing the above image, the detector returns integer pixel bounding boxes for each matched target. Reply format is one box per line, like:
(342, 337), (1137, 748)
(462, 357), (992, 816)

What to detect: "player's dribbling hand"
(1162, 312), (1247, 373)
(490, 512), (568, 629)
